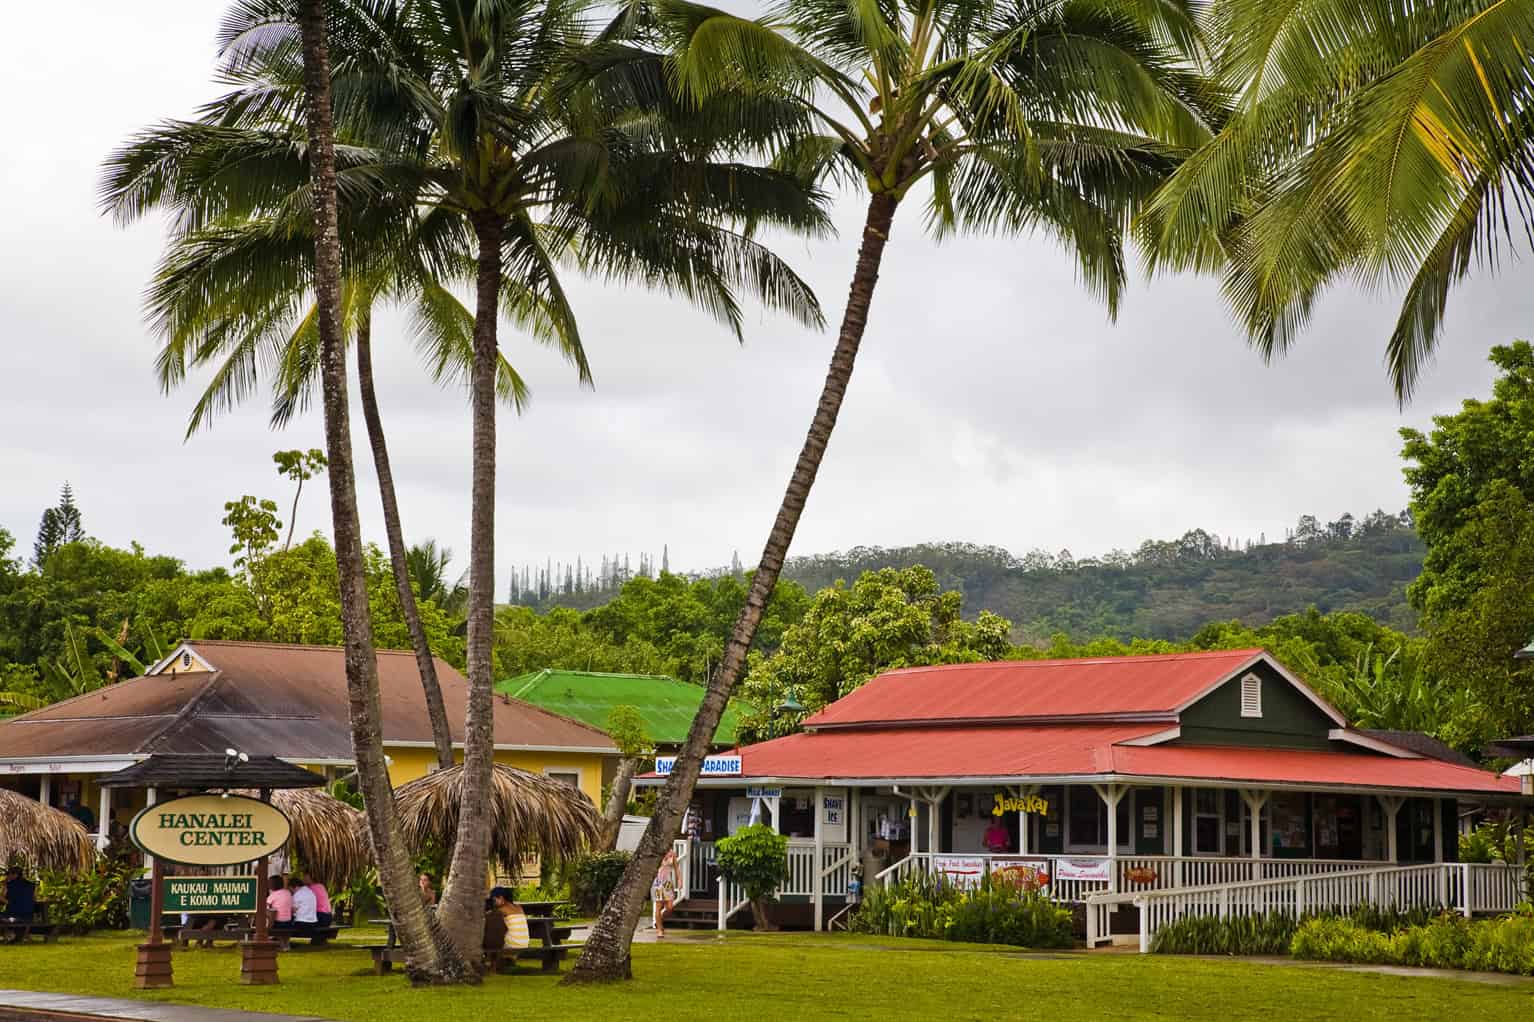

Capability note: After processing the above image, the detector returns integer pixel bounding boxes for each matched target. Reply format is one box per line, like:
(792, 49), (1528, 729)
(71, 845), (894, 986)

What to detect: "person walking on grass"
(651, 849), (679, 938)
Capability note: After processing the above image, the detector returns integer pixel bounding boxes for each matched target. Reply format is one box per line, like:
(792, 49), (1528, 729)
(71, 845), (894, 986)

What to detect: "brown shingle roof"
(0, 640), (615, 761)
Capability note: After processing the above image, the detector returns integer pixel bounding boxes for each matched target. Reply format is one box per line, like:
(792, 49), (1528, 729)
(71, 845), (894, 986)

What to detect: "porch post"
(1239, 789), (1269, 862)
(813, 785), (825, 932)
(1094, 783), (1127, 893)
(1019, 785), (1037, 856)
(909, 796), (918, 854)
(1172, 786), (1184, 888)
(1377, 796), (1404, 863)
(38, 774), (51, 807)
(1432, 799), (1444, 864)
(97, 784), (112, 851)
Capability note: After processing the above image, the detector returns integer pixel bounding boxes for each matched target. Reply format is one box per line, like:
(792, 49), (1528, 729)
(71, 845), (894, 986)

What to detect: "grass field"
(1, 929), (1528, 1020)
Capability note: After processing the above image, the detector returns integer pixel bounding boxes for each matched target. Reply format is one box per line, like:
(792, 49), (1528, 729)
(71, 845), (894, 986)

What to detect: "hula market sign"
(163, 876), (259, 914)
(130, 794), (292, 866)
(654, 755), (742, 777)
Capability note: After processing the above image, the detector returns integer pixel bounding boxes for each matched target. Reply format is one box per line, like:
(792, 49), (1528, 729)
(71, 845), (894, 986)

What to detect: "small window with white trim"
(545, 769), (580, 789)
(1240, 673), (1262, 718)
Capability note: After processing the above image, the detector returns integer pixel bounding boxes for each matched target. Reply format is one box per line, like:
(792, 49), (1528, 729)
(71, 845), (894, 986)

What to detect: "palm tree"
(1137, 0), (1534, 399)
(109, 0), (827, 975)
(120, 204), (551, 775)
(569, 0), (1215, 982)
(292, 0), (467, 981)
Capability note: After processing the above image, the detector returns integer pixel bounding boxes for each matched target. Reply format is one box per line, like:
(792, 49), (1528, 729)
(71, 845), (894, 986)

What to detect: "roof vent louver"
(1240, 673), (1262, 718)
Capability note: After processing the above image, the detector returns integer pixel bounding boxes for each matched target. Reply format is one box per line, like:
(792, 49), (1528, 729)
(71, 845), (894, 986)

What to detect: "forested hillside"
(777, 510), (1422, 642)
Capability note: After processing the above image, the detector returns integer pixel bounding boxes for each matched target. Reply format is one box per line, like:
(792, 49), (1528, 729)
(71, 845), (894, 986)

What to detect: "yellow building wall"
(385, 746), (607, 806)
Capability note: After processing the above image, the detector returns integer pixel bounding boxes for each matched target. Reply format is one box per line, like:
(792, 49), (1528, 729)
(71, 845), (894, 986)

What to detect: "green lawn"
(2, 929), (1528, 1021)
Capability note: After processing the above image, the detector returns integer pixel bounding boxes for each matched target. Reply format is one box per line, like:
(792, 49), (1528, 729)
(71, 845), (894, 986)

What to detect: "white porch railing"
(1085, 862), (1526, 952)
(875, 852), (1388, 901)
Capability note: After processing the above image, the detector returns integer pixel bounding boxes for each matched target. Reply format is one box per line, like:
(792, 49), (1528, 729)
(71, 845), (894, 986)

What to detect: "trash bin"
(129, 878), (154, 930)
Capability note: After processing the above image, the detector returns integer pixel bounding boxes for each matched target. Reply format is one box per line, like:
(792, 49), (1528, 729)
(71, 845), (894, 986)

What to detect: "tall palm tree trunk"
(355, 299), (456, 770)
(295, 0), (466, 983)
(599, 757), (641, 852)
(568, 191), (900, 983)
(434, 212), (504, 961)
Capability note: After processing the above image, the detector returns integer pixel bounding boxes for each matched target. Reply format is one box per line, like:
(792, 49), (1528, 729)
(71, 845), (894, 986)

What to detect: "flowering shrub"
(851, 871), (1072, 948)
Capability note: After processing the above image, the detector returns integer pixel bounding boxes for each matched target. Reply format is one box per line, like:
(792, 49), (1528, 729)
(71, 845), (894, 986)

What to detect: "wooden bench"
(0, 920), (57, 944)
(363, 944), (411, 975)
(517, 942), (583, 972)
(175, 925), (348, 950)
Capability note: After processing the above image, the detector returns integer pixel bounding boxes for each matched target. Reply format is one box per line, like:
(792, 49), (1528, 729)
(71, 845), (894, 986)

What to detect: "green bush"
(1150, 912), (1298, 955)
(851, 872), (1072, 949)
(715, 826), (788, 903)
(567, 852), (632, 914)
(1291, 913), (1534, 975)
(36, 859), (138, 932)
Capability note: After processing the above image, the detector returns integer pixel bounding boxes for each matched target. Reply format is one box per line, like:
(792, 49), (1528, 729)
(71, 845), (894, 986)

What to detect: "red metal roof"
(802, 649), (1271, 728)
(716, 725), (1520, 796)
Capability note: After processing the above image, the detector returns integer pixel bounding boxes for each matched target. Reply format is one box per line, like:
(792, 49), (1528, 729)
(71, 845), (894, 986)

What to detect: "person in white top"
(288, 877), (318, 932)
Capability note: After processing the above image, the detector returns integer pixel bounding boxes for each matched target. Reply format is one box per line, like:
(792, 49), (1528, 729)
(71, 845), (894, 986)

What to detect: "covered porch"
(669, 779), (1529, 935)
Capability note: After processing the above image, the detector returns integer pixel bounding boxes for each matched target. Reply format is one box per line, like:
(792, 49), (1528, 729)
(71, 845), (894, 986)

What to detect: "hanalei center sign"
(654, 755), (742, 777)
(130, 793), (292, 867)
(163, 876), (260, 914)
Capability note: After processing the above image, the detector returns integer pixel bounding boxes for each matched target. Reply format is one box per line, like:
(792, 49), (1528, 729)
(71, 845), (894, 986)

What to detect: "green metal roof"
(497, 669), (753, 746)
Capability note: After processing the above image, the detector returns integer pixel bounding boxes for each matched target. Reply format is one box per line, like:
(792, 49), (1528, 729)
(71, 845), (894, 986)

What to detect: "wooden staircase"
(665, 899), (722, 930)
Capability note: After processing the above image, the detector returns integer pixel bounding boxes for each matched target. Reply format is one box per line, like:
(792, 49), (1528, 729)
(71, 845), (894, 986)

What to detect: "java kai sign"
(130, 794), (292, 866)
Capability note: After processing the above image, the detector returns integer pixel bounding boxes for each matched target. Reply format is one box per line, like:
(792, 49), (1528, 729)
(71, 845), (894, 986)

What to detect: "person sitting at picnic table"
(181, 913), (226, 948)
(266, 874), (294, 931)
(2, 867), (36, 923)
(303, 874), (333, 928)
(490, 887), (529, 953)
(289, 876), (318, 934)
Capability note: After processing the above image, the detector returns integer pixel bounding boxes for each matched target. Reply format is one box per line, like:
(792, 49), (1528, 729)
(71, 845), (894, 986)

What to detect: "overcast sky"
(2, 3), (1529, 585)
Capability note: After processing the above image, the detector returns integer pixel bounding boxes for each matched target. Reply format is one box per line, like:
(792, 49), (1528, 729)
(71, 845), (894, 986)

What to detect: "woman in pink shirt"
(266, 874), (294, 930)
(303, 875), (333, 927)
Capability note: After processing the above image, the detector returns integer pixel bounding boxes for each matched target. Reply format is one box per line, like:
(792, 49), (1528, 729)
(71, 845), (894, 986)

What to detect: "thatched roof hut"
(0, 789), (95, 872)
(392, 764), (601, 874)
(233, 788), (371, 889)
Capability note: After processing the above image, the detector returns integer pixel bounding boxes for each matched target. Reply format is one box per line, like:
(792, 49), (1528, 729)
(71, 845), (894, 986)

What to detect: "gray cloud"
(2, 2), (1527, 587)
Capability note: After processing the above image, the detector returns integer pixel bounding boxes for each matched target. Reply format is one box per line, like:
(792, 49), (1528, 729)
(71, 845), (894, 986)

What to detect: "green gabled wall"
(1176, 659), (1338, 750)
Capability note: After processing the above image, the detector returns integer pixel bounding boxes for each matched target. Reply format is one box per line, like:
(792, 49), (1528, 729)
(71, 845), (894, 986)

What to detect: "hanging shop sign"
(991, 793), (1049, 817)
(162, 876), (259, 914)
(933, 855), (987, 889)
(746, 787), (782, 799)
(130, 794), (291, 867)
(822, 796), (844, 825)
(1053, 858), (1112, 882)
(654, 755), (742, 777)
(989, 858), (1051, 892)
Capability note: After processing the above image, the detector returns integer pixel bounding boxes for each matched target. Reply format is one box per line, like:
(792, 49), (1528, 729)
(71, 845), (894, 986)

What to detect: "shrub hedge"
(850, 872), (1073, 948)
(1292, 911), (1534, 975)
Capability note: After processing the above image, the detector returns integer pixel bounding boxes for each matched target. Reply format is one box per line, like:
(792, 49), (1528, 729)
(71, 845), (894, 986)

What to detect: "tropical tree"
(294, 0), (466, 981)
(1138, 0), (1534, 399)
(108, 0), (826, 978)
(571, 0), (1216, 982)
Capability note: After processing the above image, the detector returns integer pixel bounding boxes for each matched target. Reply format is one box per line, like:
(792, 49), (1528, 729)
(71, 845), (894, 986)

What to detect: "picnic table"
(364, 905), (580, 975)
(172, 918), (348, 950)
(0, 903), (57, 944)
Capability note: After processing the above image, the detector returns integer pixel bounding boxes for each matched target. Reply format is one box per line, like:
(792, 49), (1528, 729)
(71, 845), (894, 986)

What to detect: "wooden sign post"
(129, 788), (294, 988)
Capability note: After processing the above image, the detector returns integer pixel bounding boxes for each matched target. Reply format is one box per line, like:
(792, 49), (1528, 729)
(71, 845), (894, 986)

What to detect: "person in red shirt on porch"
(983, 817), (1012, 854)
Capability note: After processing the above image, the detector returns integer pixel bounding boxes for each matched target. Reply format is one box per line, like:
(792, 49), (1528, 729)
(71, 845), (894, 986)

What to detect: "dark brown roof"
(1360, 729), (1479, 769)
(0, 640), (616, 761)
(99, 754), (327, 790)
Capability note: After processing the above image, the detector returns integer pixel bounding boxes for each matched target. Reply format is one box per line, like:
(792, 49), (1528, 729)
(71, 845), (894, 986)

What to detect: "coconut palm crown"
(1139, 0), (1534, 399)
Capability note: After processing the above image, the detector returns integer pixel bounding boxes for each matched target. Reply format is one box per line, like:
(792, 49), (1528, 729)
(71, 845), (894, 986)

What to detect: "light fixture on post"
(776, 687), (804, 716)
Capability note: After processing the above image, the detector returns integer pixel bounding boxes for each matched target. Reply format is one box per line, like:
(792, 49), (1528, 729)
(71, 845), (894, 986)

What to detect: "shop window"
(779, 792), (815, 838)
(545, 770), (580, 789)
(1269, 792), (1308, 857)
(1194, 789), (1222, 854)
(1067, 789), (1101, 847)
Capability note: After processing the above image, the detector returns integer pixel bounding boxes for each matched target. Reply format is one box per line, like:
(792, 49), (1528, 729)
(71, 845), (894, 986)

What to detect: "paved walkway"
(1229, 957), (1534, 987)
(0, 991), (335, 1022)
